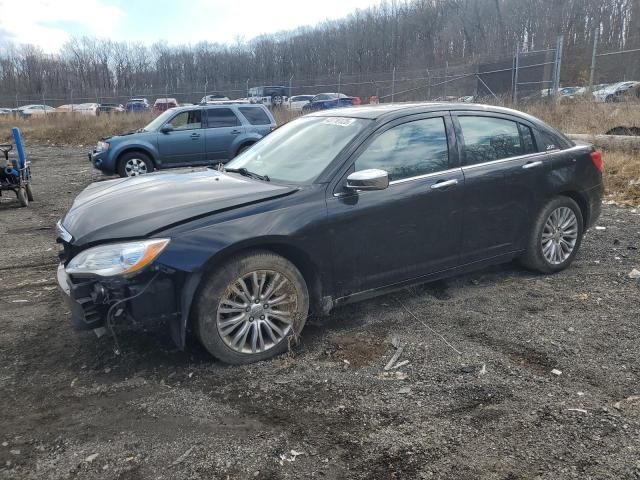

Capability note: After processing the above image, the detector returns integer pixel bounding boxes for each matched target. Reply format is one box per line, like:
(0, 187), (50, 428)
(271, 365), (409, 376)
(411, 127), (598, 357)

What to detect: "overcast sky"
(0, 0), (379, 53)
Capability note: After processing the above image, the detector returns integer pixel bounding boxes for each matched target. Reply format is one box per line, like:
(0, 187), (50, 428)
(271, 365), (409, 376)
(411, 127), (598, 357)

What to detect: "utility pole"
(513, 42), (520, 104)
(391, 67), (396, 102)
(589, 28), (599, 91)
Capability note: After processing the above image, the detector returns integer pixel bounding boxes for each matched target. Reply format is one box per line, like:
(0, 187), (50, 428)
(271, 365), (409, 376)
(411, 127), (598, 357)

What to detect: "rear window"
(206, 108), (240, 128)
(239, 107), (271, 126)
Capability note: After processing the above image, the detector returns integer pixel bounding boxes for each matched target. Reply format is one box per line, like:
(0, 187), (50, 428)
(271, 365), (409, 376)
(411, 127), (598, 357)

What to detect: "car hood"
(61, 169), (296, 245)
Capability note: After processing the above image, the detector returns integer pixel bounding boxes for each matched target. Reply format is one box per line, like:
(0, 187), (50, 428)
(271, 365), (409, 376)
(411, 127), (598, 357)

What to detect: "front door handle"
(190, 133), (200, 139)
(230, 130), (241, 135)
(522, 160), (543, 169)
(431, 179), (459, 190)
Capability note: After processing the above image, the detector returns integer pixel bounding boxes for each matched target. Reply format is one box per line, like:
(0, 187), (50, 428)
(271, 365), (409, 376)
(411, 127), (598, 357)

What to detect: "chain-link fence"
(2, 33), (639, 111)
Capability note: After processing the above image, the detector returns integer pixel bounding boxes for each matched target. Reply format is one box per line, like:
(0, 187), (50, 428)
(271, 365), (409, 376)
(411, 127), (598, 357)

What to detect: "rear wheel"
(17, 187), (29, 207)
(25, 183), (34, 202)
(520, 196), (583, 273)
(117, 152), (154, 177)
(194, 251), (309, 364)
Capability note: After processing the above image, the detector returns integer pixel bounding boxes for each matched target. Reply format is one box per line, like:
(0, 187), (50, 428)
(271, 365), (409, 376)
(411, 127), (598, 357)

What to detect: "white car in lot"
(287, 95), (314, 111)
(593, 81), (640, 102)
(18, 104), (56, 117)
(75, 103), (101, 115)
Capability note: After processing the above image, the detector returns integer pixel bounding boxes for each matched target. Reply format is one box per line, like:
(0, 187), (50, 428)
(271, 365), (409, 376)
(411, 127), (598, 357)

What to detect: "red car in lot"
(153, 98), (179, 114)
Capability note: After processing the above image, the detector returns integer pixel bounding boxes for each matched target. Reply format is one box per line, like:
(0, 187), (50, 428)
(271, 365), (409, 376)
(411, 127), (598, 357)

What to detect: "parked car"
(302, 93), (354, 112)
(56, 104), (78, 113)
(248, 86), (288, 107)
(593, 81), (640, 102)
(74, 103), (101, 115)
(59, 103), (603, 364)
(125, 98), (150, 113)
(287, 95), (314, 111)
(201, 94), (230, 103)
(0, 108), (13, 115)
(558, 86), (586, 99)
(88, 103), (276, 177)
(458, 95), (476, 103)
(99, 103), (125, 114)
(153, 98), (179, 114)
(18, 105), (56, 117)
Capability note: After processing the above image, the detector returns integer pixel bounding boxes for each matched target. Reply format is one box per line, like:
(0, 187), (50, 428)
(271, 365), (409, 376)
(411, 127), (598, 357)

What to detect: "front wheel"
(520, 196), (584, 273)
(117, 152), (154, 177)
(194, 251), (309, 364)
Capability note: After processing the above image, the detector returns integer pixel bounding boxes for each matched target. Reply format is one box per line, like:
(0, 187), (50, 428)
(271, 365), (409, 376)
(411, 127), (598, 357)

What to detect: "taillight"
(590, 151), (603, 172)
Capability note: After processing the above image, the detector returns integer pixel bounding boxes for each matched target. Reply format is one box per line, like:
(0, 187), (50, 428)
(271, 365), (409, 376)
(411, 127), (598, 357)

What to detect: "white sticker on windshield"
(322, 117), (356, 126)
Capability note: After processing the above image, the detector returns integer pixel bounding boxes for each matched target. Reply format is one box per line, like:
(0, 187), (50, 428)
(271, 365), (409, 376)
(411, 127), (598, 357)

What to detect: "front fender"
(110, 139), (159, 167)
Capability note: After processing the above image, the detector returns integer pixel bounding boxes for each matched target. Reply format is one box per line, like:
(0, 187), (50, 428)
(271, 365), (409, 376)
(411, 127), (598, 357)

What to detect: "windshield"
(226, 116), (370, 184)
(143, 109), (177, 131)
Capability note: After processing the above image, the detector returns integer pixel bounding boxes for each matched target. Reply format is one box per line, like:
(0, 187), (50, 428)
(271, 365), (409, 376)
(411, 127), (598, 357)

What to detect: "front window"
(171, 110), (202, 130)
(143, 109), (177, 131)
(226, 116), (370, 184)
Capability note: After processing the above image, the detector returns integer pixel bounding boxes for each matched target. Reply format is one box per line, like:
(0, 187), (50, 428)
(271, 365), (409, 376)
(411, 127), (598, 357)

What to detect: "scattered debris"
(378, 371), (408, 380)
(1, 442), (7, 447)
(567, 408), (588, 414)
(11, 300), (28, 303)
(628, 268), (640, 279)
(170, 446), (194, 467)
(9, 450), (20, 455)
(577, 391), (585, 396)
(84, 453), (99, 463)
(595, 226), (607, 231)
(551, 369), (562, 376)
(383, 339), (405, 371)
(278, 449), (305, 465)
(392, 360), (410, 369)
(460, 366), (475, 374)
(397, 387), (412, 395)
(613, 395), (640, 410)
(479, 364), (487, 375)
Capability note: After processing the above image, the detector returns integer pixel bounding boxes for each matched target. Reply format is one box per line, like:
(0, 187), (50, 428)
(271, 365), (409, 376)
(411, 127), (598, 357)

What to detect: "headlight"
(65, 239), (170, 278)
(96, 141), (110, 152)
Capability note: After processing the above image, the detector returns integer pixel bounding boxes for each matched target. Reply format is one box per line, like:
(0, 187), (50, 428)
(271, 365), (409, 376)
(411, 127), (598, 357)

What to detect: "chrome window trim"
(461, 145), (585, 171)
(389, 167), (462, 185)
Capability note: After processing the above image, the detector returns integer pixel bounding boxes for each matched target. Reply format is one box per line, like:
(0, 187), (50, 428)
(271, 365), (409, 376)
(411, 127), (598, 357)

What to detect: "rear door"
(156, 108), (205, 166)
(327, 113), (464, 298)
(453, 112), (548, 264)
(203, 107), (244, 162)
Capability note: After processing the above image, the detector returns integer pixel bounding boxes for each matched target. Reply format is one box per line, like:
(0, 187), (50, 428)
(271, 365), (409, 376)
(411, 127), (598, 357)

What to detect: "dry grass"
(603, 150), (640, 205)
(0, 113), (154, 146)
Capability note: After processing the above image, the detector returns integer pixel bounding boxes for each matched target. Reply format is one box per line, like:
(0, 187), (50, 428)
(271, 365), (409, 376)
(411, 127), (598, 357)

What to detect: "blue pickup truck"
(89, 104), (276, 177)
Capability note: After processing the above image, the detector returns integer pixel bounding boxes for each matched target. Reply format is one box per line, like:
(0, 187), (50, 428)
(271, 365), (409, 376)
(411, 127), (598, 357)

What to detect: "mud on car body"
(57, 103), (603, 364)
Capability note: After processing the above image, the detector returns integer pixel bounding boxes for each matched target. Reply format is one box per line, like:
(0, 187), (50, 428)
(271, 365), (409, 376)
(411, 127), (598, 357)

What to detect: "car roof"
(308, 102), (547, 124)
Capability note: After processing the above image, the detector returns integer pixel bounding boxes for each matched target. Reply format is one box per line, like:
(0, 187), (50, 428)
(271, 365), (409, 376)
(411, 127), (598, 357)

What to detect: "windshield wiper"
(223, 167), (270, 182)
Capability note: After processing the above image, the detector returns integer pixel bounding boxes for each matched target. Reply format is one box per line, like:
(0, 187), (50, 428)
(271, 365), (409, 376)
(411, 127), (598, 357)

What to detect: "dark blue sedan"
(302, 93), (355, 112)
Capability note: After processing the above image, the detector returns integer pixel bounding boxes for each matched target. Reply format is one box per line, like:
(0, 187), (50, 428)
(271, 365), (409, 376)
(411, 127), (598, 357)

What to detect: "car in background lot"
(558, 86), (586, 99)
(201, 94), (230, 103)
(301, 93), (354, 112)
(99, 103), (125, 114)
(0, 108), (13, 115)
(125, 98), (151, 113)
(153, 98), (179, 114)
(56, 104), (78, 113)
(58, 103), (603, 364)
(88, 103), (276, 177)
(593, 81), (640, 102)
(287, 95), (314, 111)
(74, 103), (101, 115)
(249, 86), (288, 107)
(18, 105), (56, 117)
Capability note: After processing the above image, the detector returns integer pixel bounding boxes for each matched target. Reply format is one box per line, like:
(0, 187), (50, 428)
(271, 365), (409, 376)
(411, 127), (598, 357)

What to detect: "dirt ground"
(1, 146), (639, 480)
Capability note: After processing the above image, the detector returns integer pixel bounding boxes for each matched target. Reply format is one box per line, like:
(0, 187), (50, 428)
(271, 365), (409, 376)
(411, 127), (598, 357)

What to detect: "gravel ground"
(1, 146), (639, 480)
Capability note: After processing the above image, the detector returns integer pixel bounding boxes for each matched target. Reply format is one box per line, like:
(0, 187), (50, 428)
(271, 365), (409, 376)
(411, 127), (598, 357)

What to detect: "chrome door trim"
(388, 167), (462, 185)
(522, 160), (543, 169)
(461, 145), (586, 171)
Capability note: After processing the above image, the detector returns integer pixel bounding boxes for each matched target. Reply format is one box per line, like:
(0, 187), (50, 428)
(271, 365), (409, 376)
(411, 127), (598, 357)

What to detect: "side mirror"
(160, 123), (174, 134)
(346, 169), (389, 191)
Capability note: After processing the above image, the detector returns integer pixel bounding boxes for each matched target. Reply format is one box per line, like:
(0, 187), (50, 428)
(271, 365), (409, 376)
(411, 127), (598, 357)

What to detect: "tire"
(236, 143), (254, 157)
(25, 183), (34, 202)
(194, 251), (309, 364)
(117, 152), (154, 177)
(272, 95), (283, 107)
(520, 196), (584, 274)
(17, 187), (29, 207)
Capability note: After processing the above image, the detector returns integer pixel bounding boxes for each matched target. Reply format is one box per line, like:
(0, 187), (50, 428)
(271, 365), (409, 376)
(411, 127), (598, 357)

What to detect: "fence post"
(338, 71), (342, 94)
(391, 66), (396, 102)
(589, 28), (599, 91)
(288, 75), (293, 98)
(443, 62), (448, 98)
(552, 35), (564, 97)
(513, 42), (520, 104)
(427, 70), (431, 100)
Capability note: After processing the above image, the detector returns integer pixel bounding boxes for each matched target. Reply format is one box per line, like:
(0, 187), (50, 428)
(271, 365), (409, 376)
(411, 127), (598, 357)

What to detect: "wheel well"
(201, 243), (323, 315)
(117, 148), (156, 167)
(236, 141), (255, 155)
(558, 191), (589, 226)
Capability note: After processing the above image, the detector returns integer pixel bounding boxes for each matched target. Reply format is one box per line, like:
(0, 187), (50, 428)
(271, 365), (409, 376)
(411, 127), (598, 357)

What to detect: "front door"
(327, 114), (464, 299)
(156, 109), (204, 166)
(453, 113), (548, 264)
(204, 107), (245, 162)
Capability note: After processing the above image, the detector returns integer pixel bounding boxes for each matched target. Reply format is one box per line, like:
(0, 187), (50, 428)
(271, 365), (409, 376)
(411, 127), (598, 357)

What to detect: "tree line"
(0, 0), (638, 104)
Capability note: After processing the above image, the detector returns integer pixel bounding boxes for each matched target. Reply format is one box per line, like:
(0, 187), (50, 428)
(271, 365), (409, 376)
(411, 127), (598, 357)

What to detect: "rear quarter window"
(239, 107), (272, 125)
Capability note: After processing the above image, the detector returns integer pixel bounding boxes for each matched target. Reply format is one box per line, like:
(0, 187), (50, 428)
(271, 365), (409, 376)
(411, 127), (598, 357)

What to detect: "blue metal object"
(12, 128), (27, 169)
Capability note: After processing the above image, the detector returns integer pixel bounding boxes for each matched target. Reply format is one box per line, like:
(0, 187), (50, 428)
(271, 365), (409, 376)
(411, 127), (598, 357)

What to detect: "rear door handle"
(522, 160), (543, 169)
(431, 179), (459, 190)
(190, 133), (200, 139)
(230, 130), (241, 135)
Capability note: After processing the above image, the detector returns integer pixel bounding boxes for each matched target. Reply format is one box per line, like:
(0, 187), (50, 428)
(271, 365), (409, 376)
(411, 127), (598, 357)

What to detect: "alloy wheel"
(541, 206), (578, 265)
(124, 158), (148, 176)
(216, 270), (299, 354)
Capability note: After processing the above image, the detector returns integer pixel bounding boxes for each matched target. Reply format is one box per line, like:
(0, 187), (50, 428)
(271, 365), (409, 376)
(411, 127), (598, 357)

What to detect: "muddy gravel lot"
(1, 146), (639, 480)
